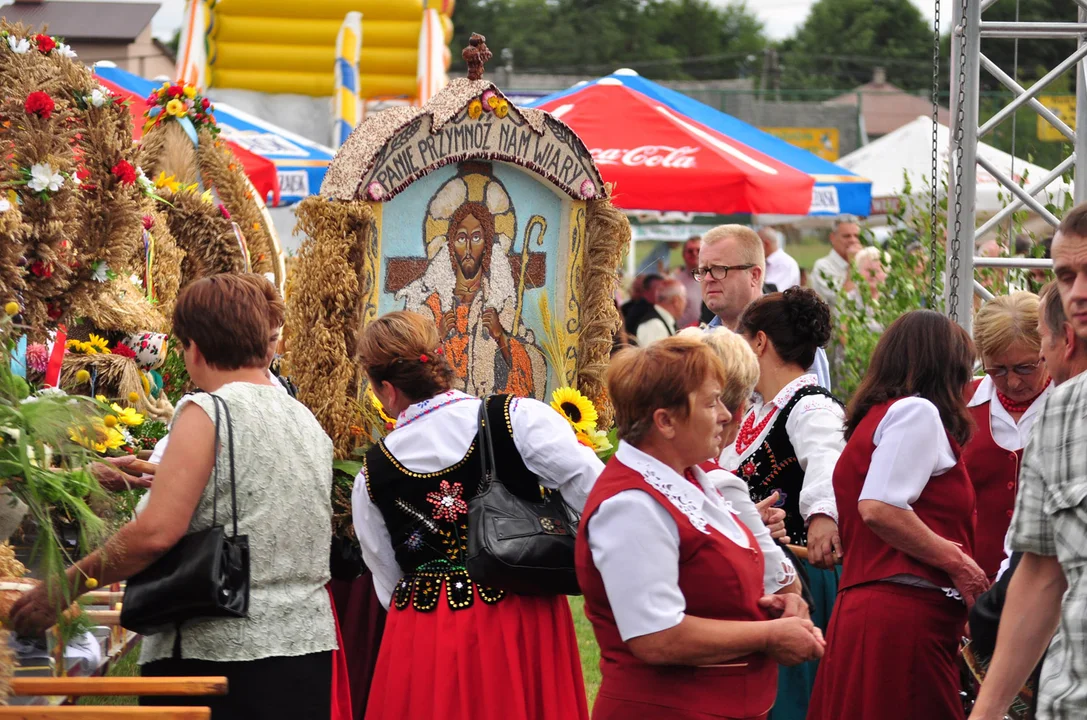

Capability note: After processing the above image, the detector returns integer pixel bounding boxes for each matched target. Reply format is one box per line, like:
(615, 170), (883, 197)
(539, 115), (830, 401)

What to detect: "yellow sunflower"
(86, 333), (110, 354)
(110, 403), (144, 427)
(550, 387), (598, 433)
(166, 98), (187, 117)
(69, 423), (126, 454)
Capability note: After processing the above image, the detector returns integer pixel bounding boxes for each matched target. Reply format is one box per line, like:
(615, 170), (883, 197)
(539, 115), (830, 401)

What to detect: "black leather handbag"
(121, 394), (250, 636)
(465, 397), (582, 596)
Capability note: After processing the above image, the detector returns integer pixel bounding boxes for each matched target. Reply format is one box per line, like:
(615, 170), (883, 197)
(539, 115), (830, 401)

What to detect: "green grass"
(569, 595), (601, 707)
(76, 641), (140, 706)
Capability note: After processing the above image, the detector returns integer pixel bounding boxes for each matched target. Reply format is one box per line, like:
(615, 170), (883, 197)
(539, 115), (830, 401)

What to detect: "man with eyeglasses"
(698, 224), (832, 389)
(970, 202), (1087, 720)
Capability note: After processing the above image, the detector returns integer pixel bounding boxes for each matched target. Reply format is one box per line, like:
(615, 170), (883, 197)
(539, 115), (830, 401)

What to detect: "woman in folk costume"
(576, 337), (825, 720)
(352, 311), (598, 720)
(964, 292), (1051, 581)
(718, 287), (843, 720)
(808, 310), (990, 720)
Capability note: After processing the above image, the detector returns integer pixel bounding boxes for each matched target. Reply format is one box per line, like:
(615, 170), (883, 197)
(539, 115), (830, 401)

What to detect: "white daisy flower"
(7, 36), (29, 54)
(91, 260), (109, 283)
(0, 198), (10, 213)
(56, 43), (77, 58)
(28, 163), (64, 193)
(89, 87), (109, 108)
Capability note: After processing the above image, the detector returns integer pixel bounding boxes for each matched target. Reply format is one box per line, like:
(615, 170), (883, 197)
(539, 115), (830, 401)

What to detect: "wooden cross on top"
(462, 33), (492, 81)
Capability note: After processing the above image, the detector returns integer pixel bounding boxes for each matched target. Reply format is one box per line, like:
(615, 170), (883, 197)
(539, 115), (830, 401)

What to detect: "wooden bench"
(2, 676), (228, 719)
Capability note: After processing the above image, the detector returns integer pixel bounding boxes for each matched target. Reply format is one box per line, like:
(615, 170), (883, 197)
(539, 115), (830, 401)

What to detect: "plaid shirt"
(1009, 371), (1087, 719)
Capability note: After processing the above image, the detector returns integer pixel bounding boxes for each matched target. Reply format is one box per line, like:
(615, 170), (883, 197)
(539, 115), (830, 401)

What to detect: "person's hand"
(482, 307), (504, 340)
(764, 617), (825, 666)
(755, 492), (789, 544)
(438, 309), (456, 339)
(806, 515), (842, 570)
(8, 582), (61, 636)
(758, 593), (810, 621)
(90, 457), (153, 492)
(945, 548), (990, 610)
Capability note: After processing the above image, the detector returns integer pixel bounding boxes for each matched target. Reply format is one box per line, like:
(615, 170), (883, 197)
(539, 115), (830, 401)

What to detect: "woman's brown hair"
(172, 274), (273, 370)
(737, 287), (832, 371)
(608, 336), (727, 446)
(357, 311), (454, 402)
(845, 310), (975, 445)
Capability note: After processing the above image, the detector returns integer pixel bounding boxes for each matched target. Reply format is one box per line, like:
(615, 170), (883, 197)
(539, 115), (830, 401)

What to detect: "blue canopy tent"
(528, 70), (872, 218)
(94, 65), (334, 206)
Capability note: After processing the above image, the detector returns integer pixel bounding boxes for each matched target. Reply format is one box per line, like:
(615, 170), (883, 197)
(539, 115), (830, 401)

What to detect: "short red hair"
(607, 336), (726, 445)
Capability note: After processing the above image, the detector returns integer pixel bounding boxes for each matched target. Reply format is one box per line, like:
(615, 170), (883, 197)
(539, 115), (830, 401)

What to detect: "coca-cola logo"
(590, 145), (699, 169)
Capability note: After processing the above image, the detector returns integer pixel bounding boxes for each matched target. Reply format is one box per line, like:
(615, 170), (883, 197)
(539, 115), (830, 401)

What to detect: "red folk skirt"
(364, 586), (590, 720)
(808, 582), (966, 720)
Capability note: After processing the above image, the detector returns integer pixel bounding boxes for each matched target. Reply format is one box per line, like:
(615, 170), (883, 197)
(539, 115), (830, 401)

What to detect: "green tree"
(451, 0), (766, 81)
(779, 0), (933, 92)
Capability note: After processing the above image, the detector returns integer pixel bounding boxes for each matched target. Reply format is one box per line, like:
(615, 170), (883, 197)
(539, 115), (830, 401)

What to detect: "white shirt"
(636, 305), (677, 346)
(810, 250), (850, 308)
(856, 397), (961, 597)
(765, 248), (801, 292)
(587, 443), (795, 642)
(967, 375), (1051, 581)
(352, 390), (603, 609)
(719, 374), (843, 523)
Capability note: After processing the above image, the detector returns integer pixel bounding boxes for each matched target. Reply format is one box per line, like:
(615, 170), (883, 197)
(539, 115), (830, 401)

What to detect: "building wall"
(65, 29), (172, 78)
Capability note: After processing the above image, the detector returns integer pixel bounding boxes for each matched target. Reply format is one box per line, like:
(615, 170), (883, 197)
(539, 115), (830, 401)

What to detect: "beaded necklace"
(735, 406), (779, 456)
(996, 379), (1050, 415)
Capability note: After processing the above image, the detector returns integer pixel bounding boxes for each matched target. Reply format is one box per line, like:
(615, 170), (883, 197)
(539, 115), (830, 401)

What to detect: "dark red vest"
(576, 456), (778, 718)
(962, 378), (1022, 580)
(835, 398), (977, 591)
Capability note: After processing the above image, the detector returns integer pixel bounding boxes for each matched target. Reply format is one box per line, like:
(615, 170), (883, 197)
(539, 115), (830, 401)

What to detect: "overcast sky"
(86, 0), (944, 44)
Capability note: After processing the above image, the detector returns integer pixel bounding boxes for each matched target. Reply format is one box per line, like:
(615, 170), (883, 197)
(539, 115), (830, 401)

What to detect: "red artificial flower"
(419, 353), (429, 363)
(46, 302), (62, 321)
(24, 91), (54, 119)
(141, 215), (154, 230)
(146, 93), (158, 105)
(76, 167), (90, 181)
(30, 261), (53, 278)
(167, 84), (184, 98)
(111, 159), (136, 185)
(218, 204), (230, 219)
(201, 97), (210, 110)
(435, 347), (444, 355)
(34, 34), (55, 53)
(112, 343), (137, 359)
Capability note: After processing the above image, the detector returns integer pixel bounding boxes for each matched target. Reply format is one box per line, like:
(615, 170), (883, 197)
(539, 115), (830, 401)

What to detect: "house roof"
(825, 80), (951, 137)
(0, 1), (160, 42)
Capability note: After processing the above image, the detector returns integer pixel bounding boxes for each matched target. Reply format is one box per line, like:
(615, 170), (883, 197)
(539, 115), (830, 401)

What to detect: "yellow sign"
(760, 127), (840, 161)
(1037, 96), (1076, 142)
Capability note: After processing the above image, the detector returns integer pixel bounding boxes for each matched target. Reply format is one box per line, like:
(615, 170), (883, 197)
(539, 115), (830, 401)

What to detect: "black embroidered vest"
(363, 395), (543, 612)
(737, 385), (842, 547)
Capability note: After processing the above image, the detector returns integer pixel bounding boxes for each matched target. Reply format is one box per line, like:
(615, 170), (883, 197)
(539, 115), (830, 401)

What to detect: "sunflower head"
(86, 334), (110, 354)
(550, 387), (598, 433)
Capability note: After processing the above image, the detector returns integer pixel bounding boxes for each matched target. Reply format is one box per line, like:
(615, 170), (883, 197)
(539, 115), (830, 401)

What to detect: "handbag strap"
(477, 395), (498, 493)
(206, 394), (240, 538)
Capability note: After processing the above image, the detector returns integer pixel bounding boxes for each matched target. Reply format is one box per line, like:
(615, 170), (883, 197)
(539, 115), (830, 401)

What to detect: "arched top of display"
(320, 78), (606, 204)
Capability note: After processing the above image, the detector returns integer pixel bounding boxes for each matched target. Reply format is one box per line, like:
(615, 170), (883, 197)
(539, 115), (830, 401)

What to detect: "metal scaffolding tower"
(945, 0), (1087, 332)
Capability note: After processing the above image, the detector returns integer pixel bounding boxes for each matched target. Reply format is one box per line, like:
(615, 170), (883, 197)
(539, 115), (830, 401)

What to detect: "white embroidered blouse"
(352, 390), (603, 609)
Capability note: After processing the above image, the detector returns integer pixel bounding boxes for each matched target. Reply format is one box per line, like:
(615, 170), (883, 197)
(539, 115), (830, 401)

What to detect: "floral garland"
(143, 81), (218, 137)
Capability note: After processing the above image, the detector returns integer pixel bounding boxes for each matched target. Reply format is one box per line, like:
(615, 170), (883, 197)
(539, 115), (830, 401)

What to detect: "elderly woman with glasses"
(964, 292), (1052, 582)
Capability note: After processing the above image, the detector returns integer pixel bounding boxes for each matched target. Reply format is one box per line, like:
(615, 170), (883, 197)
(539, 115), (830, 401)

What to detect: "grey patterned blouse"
(138, 383), (337, 664)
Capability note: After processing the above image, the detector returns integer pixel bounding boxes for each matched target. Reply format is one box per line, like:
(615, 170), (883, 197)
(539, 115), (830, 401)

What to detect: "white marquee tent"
(838, 115), (1073, 216)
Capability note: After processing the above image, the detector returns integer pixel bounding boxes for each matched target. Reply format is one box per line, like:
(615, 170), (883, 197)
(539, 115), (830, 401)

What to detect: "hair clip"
(419, 354), (429, 363)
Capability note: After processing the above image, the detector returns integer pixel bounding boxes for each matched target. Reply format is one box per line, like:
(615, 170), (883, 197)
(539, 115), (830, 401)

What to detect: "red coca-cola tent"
(533, 79), (815, 215)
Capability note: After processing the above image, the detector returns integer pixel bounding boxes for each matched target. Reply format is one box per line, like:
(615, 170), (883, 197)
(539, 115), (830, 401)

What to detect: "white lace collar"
(614, 441), (711, 535)
(771, 373), (820, 410)
(395, 389), (476, 430)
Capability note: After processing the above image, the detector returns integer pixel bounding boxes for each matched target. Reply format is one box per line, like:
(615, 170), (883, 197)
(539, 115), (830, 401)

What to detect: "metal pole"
(947, 0), (982, 331)
(975, 155), (1076, 239)
(978, 43), (1087, 137)
(980, 21), (1087, 38)
(980, 54), (1075, 141)
(976, 156), (1062, 225)
(1077, 6), (1087, 205)
(973, 257), (1053, 268)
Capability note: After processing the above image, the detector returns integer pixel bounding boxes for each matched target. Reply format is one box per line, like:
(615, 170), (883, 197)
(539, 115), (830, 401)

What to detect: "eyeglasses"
(692, 264), (755, 282)
(984, 360), (1044, 378)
